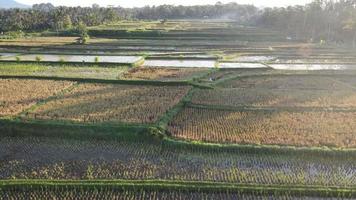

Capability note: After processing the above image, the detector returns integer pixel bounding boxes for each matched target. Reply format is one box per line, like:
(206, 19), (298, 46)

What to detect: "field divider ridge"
(186, 103), (356, 112)
(0, 75), (193, 86)
(155, 87), (197, 137)
(1, 179), (356, 198)
(0, 118), (151, 141)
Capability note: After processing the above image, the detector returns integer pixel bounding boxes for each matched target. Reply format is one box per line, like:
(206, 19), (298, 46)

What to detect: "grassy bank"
(1, 180), (356, 198)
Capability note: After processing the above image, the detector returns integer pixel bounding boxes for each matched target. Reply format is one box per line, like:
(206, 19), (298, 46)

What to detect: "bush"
(35, 56), (42, 62)
(59, 58), (65, 63)
(148, 127), (165, 139)
(1, 31), (25, 39)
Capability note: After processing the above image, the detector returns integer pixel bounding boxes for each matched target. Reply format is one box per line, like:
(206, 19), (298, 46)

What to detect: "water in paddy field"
(233, 56), (275, 62)
(143, 59), (217, 68)
(1, 54), (143, 64)
(0, 53), (19, 58)
(144, 60), (269, 69)
(270, 64), (355, 70)
(275, 58), (356, 64)
(219, 62), (268, 69)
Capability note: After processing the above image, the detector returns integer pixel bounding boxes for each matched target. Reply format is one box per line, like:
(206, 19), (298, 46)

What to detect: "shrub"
(35, 56), (42, 62)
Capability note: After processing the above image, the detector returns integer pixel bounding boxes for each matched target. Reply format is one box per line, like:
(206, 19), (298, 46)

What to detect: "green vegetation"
(2, 180), (356, 198)
(76, 22), (89, 44)
(0, 63), (129, 80)
(35, 56), (42, 62)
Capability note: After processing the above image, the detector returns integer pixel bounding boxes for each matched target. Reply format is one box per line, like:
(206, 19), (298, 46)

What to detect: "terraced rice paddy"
(219, 75), (347, 90)
(192, 88), (356, 108)
(25, 83), (191, 124)
(0, 53), (18, 58)
(169, 107), (356, 147)
(0, 63), (129, 80)
(2, 20), (356, 198)
(270, 64), (355, 70)
(219, 62), (268, 69)
(274, 58), (356, 64)
(1, 54), (143, 64)
(122, 67), (209, 81)
(143, 59), (216, 68)
(0, 79), (74, 117)
(2, 136), (356, 186)
(233, 56), (275, 62)
(1, 187), (352, 200)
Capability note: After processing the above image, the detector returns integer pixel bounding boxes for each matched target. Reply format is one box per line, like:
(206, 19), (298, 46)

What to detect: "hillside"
(0, 0), (30, 8)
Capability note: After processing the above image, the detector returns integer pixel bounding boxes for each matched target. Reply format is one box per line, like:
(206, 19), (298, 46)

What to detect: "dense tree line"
(255, 0), (356, 47)
(0, 3), (119, 32)
(1, 0), (356, 46)
(130, 3), (257, 21)
(0, 2), (257, 32)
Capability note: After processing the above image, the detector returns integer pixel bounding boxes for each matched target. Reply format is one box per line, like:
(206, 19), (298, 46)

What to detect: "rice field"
(168, 107), (356, 148)
(219, 62), (268, 69)
(1, 54), (143, 64)
(1, 187), (352, 200)
(2, 20), (356, 198)
(0, 79), (74, 117)
(191, 88), (356, 108)
(270, 64), (355, 70)
(25, 83), (191, 124)
(143, 59), (216, 68)
(1, 136), (356, 186)
(219, 75), (347, 90)
(0, 63), (129, 80)
(122, 67), (209, 81)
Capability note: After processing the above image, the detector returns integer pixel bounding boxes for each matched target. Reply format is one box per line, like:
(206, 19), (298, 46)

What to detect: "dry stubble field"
(0, 78), (74, 117)
(25, 83), (191, 124)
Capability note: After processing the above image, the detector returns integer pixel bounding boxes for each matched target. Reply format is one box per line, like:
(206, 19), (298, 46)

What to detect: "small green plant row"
(0, 75), (192, 87)
(1, 179), (356, 198)
(13, 56), (107, 64)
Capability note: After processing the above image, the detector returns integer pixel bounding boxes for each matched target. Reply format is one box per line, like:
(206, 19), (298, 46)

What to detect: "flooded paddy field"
(0, 54), (143, 64)
(143, 59), (217, 68)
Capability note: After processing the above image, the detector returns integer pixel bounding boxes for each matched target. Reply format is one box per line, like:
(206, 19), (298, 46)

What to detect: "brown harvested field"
(122, 67), (208, 81)
(0, 79), (74, 117)
(219, 75), (346, 90)
(192, 88), (356, 108)
(26, 83), (191, 124)
(0, 37), (78, 47)
(168, 107), (356, 148)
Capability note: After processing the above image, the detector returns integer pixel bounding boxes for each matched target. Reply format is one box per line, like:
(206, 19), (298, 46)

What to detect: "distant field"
(219, 75), (347, 90)
(169, 107), (356, 148)
(25, 83), (191, 124)
(0, 79), (74, 117)
(122, 67), (209, 81)
(0, 63), (129, 80)
(0, 37), (77, 46)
